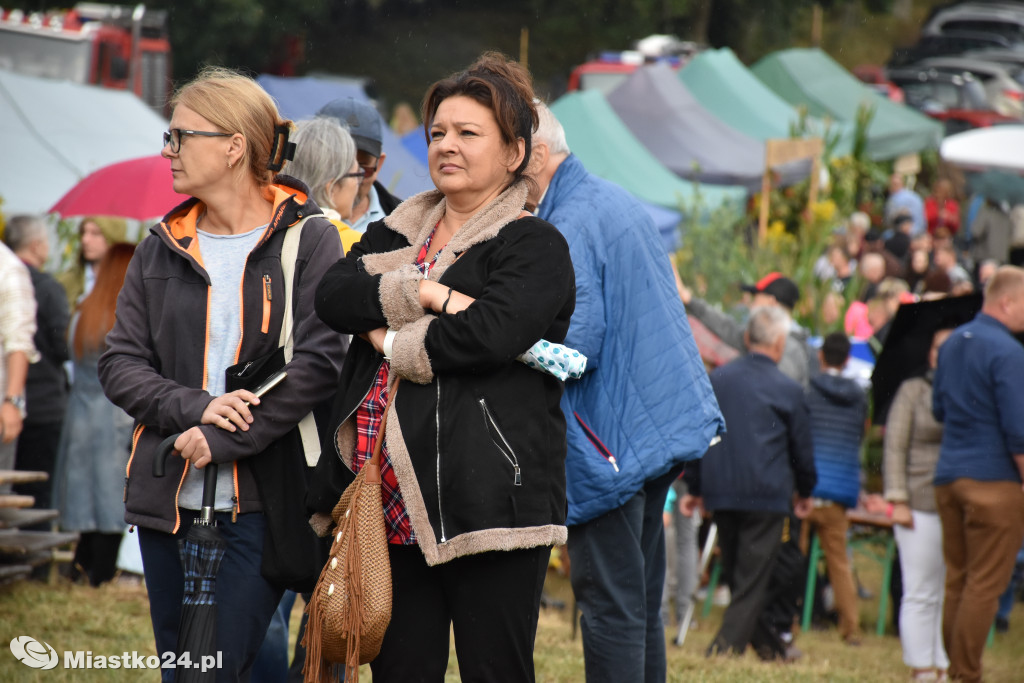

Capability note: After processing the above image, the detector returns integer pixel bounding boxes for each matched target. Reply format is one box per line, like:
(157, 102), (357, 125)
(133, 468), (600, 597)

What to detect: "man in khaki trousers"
(932, 266), (1024, 683)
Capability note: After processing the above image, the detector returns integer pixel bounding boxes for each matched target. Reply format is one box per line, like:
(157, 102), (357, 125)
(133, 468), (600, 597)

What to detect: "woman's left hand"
(175, 427), (213, 469)
(361, 327), (388, 354)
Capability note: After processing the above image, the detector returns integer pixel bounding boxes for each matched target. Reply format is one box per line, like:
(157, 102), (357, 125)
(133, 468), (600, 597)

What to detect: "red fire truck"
(0, 3), (171, 112)
(567, 36), (703, 94)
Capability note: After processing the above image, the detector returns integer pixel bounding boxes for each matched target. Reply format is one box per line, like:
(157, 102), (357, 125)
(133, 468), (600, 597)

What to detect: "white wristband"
(382, 329), (398, 360)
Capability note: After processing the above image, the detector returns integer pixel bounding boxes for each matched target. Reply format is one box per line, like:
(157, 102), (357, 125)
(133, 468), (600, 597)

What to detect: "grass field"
(3, 548), (1023, 682)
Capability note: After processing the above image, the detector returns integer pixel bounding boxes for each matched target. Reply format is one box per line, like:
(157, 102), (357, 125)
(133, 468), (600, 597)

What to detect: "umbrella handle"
(152, 433), (182, 478)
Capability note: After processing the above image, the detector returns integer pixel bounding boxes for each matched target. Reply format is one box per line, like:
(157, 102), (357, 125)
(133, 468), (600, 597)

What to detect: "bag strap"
(278, 214), (324, 466)
(367, 379), (399, 477)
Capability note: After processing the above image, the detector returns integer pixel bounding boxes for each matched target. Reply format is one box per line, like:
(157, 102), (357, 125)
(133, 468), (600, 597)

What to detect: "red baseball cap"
(740, 272), (800, 310)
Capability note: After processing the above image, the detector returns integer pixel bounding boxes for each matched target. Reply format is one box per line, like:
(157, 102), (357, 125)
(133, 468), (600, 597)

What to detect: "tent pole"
(759, 165), (771, 243)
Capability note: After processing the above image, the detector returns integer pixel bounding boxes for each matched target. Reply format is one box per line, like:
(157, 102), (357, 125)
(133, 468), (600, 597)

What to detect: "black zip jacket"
(98, 176), (347, 534)
(312, 181), (575, 566)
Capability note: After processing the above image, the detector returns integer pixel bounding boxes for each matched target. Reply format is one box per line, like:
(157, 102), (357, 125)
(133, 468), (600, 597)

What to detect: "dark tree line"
(9, 0), (902, 108)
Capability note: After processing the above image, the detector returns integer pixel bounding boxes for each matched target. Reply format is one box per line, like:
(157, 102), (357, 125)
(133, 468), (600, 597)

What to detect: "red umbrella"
(50, 155), (190, 221)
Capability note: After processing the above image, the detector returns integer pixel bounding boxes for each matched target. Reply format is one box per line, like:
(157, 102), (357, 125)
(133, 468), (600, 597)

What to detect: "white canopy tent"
(0, 68), (168, 216)
(940, 125), (1024, 173)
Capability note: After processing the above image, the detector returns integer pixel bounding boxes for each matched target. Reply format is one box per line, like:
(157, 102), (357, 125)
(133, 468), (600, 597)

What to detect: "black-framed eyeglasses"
(163, 128), (232, 153)
(340, 168), (366, 180)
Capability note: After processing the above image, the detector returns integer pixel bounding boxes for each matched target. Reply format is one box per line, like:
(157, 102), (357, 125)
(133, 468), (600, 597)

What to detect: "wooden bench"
(0, 469), (48, 486)
(0, 508), (57, 529)
(0, 470), (78, 584)
(0, 494), (36, 509)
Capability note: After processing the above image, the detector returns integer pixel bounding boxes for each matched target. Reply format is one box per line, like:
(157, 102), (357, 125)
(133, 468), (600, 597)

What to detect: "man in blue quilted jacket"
(529, 102), (726, 683)
(802, 332), (867, 646)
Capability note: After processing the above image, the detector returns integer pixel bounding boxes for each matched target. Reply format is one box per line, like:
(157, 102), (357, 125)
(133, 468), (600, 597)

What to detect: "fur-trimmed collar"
(361, 181), (530, 280)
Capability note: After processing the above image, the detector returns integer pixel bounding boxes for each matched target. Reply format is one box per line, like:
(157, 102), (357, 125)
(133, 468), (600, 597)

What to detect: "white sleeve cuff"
(382, 328), (398, 360)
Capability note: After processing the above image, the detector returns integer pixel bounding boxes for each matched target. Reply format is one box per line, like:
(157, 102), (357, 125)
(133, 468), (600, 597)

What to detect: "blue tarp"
(402, 128), (429, 166)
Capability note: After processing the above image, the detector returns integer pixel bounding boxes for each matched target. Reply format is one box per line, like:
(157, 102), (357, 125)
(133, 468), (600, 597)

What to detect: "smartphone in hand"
(245, 370), (287, 405)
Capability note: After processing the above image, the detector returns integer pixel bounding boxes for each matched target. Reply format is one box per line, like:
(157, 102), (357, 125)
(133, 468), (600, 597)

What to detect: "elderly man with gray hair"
(529, 100), (725, 682)
(681, 305), (816, 661)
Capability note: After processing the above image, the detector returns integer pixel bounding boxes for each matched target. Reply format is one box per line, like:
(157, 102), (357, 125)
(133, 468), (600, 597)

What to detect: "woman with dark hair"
(313, 52), (575, 681)
(53, 242), (136, 587)
(98, 67), (346, 681)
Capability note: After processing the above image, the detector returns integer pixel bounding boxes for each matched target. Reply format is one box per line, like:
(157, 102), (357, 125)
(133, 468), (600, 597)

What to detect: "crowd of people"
(3, 50), (1024, 683)
(668, 168), (1024, 683)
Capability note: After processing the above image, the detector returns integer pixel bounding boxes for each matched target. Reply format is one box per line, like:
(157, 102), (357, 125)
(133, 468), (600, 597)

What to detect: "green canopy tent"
(548, 90), (746, 214)
(752, 48), (943, 161)
(678, 48), (854, 156)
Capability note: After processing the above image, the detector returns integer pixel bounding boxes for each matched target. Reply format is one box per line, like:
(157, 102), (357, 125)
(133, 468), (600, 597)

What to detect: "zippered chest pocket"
(478, 398), (522, 486)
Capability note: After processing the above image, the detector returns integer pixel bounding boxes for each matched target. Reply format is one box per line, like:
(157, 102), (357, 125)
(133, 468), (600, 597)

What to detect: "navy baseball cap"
(317, 98), (383, 158)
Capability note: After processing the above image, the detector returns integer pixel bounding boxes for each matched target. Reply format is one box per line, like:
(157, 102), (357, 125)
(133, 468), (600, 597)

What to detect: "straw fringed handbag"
(302, 381), (397, 683)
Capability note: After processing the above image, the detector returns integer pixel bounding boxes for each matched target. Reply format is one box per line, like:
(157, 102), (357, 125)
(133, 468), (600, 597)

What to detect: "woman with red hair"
(53, 242), (136, 586)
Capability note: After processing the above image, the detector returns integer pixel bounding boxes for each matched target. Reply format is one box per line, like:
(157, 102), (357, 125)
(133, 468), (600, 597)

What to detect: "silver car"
(923, 2), (1024, 44)
(916, 56), (1024, 118)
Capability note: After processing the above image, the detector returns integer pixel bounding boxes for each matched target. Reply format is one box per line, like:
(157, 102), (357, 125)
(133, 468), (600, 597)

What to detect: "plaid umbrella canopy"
(154, 435), (225, 682)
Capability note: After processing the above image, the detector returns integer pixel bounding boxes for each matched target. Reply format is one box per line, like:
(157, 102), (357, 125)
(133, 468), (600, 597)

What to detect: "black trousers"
(370, 543), (550, 683)
(708, 510), (787, 657)
(14, 420), (63, 521)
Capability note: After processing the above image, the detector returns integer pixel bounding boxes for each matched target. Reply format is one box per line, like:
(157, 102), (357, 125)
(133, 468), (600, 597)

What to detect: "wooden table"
(802, 508), (896, 637)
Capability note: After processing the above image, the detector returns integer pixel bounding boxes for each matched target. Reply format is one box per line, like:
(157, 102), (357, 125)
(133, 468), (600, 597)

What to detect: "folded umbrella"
(154, 434), (224, 683)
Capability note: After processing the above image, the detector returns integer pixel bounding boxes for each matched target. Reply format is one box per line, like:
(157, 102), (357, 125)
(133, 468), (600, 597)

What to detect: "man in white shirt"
(0, 239), (38, 491)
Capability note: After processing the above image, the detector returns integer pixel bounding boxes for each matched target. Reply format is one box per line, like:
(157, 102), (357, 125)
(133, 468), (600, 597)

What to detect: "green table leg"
(702, 559), (722, 618)
(876, 535), (896, 636)
(802, 532), (821, 633)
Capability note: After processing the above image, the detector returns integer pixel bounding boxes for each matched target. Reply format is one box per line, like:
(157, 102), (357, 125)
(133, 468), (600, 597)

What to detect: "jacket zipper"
(574, 412), (619, 472)
(333, 362), (384, 460)
(261, 274), (272, 334)
(478, 398), (522, 486)
(124, 423), (145, 503)
(436, 380), (447, 542)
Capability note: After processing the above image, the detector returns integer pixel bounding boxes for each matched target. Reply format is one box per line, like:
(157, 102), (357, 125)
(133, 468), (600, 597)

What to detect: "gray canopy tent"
(607, 63), (810, 190)
(0, 68), (168, 216)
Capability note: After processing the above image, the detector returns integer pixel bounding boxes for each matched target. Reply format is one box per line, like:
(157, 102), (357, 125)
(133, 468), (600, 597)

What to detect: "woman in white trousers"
(883, 328), (954, 683)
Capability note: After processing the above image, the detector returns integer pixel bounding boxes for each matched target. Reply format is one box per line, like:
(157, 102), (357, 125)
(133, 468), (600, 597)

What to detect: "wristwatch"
(4, 394), (26, 419)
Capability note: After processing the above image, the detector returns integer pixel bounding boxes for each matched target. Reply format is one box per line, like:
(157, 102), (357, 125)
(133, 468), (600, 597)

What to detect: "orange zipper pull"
(261, 274), (272, 334)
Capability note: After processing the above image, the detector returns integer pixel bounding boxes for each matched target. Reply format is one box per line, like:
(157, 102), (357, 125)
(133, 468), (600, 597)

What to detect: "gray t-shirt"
(179, 226), (266, 511)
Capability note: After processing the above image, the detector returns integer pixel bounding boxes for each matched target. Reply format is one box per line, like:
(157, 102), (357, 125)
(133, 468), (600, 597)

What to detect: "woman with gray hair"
(289, 116), (363, 253)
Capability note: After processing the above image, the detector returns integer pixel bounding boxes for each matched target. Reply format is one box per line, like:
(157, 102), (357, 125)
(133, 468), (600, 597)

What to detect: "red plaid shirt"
(352, 226), (445, 545)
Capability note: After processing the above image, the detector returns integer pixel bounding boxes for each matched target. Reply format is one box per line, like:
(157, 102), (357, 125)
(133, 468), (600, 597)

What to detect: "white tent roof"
(940, 125), (1024, 174)
(0, 68), (168, 215)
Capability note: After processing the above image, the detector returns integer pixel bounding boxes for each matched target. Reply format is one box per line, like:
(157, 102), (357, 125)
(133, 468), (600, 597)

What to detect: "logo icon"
(10, 636), (58, 669)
